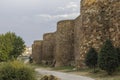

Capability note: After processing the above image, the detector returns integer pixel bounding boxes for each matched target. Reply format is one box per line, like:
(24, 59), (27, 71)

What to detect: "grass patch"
(30, 63), (51, 68)
(68, 68), (120, 80)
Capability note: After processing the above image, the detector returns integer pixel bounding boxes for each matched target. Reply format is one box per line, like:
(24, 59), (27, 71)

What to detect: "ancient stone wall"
(77, 0), (107, 67)
(55, 20), (75, 67)
(32, 40), (43, 64)
(32, 0), (120, 68)
(105, 0), (120, 47)
(42, 32), (56, 65)
(74, 15), (83, 68)
(74, 0), (120, 68)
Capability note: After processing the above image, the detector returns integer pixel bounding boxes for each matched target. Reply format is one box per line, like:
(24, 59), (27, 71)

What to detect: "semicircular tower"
(55, 20), (75, 67)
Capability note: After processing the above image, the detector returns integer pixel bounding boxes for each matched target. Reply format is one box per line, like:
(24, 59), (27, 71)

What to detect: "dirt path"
(35, 68), (94, 80)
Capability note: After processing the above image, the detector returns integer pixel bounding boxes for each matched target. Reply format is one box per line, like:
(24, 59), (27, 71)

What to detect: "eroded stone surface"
(74, 0), (120, 68)
(32, 0), (120, 68)
(42, 33), (56, 65)
(55, 20), (75, 67)
(32, 40), (43, 64)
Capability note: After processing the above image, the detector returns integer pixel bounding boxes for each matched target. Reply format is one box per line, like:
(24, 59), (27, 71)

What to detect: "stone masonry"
(32, 0), (120, 68)
(55, 20), (75, 67)
(32, 40), (43, 64)
(42, 32), (56, 65)
(74, 0), (120, 68)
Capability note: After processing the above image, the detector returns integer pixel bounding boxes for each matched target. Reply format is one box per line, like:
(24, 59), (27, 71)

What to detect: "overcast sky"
(0, 0), (80, 46)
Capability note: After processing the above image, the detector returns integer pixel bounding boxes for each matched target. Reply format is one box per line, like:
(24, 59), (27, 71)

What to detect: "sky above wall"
(0, 0), (80, 46)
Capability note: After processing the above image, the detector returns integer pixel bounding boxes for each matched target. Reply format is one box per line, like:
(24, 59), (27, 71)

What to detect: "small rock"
(40, 75), (59, 80)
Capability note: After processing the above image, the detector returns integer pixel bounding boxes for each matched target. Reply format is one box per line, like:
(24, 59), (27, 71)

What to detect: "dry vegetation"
(70, 69), (120, 80)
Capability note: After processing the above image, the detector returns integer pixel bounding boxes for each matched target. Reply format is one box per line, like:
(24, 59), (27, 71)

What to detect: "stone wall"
(74, 0), (120, 68)
(74, 15), (83, 68)
(55, 20), (75, 67)
(32, 0), (120, 68)
(105, 0), (120, 47)
(42, 32), (56, 65)
(32, 40), (43, 64)
(77, 0), (107, 67)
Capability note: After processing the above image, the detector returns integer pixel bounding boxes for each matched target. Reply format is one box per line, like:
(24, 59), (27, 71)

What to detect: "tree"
(85, 47), (98, 72)
(98, 39), (119, 75)
(0, 34), (11, 61)
(116, 48), (120, 65)
(0, 32), (25, 61)
(10, 36), (26, 59)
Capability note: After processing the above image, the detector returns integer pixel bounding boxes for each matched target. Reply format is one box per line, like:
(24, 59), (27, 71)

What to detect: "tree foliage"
(85, 47), (98, 72)
(0, 32), (25, 61)
(98, 39), (119, 75)
(116, 47), (120, 65)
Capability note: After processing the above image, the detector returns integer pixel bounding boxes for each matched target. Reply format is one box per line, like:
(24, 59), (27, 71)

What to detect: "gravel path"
(35, 68), (94, 80)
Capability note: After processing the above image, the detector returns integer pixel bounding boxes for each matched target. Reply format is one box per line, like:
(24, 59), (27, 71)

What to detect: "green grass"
(30, 63), (50, 68)
(68, 68), (120, 80)
(92, 71), (120, 80)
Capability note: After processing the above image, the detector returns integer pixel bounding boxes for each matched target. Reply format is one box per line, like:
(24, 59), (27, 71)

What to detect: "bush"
(0, 61), (36, 80)
(98, 39), (119, 75)
(85, 47), (98, 72)
(116, 48), (120, 65)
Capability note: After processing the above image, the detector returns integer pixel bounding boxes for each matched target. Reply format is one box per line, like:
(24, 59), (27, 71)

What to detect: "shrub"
(0, 61), (36, 80)
(85, 47), (98, 72)
(116, 48), (120, 65)
(98, 39), (119, 75)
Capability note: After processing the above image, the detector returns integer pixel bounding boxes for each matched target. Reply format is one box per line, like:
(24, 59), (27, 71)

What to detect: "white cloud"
(66, 2), (78, 8)
(0, 0), (80, 46)
(58, 2), (79, 12)
(36, 13), (79, 20)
